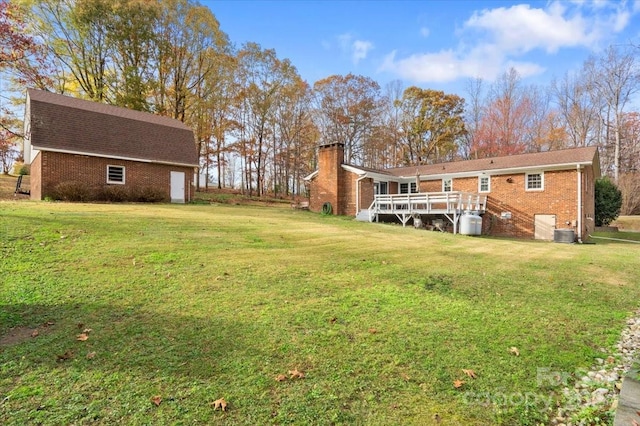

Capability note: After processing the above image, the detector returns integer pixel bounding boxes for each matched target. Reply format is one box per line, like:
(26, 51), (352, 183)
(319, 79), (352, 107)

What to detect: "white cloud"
(352, 40), (374, 64)
(463, 3), (596, 54)
(379, 1), (638, 84)
(420, 26), (430, 38)
(336, 32), (374, 64)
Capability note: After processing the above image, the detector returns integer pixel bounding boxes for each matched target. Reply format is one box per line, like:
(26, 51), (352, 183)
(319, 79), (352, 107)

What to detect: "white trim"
(107, 165), (125, 184)
(303, 170), (319, 181)
(341, 164), (393, 181)
(397, 161), (594, 181)
(442, 178), (453, 192)
(478, 175), (490, 193)
(31, 146), (198, 168)
(525, 171), (544, 191)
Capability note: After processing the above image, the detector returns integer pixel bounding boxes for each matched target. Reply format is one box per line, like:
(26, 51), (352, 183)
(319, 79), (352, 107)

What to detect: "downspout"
(356, 174), (367, 216)
(577, 164), (582, 243)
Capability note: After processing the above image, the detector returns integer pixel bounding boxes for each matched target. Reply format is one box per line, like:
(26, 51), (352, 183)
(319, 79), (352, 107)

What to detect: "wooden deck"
(364, 191), (487, 234)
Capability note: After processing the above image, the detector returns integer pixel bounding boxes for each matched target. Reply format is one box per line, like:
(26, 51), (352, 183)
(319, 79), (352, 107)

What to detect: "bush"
(100, 185), (129, 202)
(595, 177), (622, 226)
(130, 186), (167, 203)
(49, 182), (167, 203)
(51, 181), (93, 202)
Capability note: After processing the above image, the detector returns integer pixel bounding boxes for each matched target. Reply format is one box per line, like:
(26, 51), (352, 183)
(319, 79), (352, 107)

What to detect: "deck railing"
(369, 191), (487, 215)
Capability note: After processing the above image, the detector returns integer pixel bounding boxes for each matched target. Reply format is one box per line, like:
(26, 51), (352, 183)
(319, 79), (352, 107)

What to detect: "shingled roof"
(27, 89), (198, 167)
(387, 146), (600, 178)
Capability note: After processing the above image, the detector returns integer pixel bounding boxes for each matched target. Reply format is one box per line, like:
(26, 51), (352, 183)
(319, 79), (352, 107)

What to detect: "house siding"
(35, 151), (194, 202)
(419, 169), (593, 239)
(307, 144), (599, 240)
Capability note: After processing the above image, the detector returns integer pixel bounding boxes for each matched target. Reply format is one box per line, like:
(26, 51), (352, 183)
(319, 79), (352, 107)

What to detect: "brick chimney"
(311, 143), (344, 215)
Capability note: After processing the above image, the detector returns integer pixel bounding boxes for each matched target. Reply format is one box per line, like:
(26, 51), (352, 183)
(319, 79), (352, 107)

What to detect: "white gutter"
(395, 161), (595, 180)
(31, 146), (199, 168)
(577, 164), (582, 242)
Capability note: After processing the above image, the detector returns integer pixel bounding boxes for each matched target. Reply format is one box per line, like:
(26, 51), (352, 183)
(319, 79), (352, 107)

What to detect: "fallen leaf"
(151, 395), (162, 406)
(329, 317), (337, 324)
(433, 413), (441, 424)
(31, 329), (39, 338)
(82, 328), (92, 334)
(76, 333), (89, 341)
(275, 374), (287, 382)
(368, 328), (378, 334)
(607, 356), (615, 364)
(400, 372), (411, 381)
(289, 369), (305, 379)
(453, 379), (465, 389)
(132, 259), (136, 266)
(462, 369), (477, 379)
(56, 350), (74, 361)
(86, 352), (96, 359)
(213, 397), (227, 411)
(44, 321), (55, 327)
(509, 347), (520, 356)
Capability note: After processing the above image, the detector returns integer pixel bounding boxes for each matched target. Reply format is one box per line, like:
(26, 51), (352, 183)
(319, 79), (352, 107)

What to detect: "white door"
(534, 214), (556, 240)
(170, 171), (185, 203)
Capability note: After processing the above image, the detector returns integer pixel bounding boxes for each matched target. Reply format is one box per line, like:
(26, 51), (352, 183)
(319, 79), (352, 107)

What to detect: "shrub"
(130, 186), (167, 203)
(51, 181), (93, 202)
(100, 185), (129, 202)
(595, 177), (622, 226)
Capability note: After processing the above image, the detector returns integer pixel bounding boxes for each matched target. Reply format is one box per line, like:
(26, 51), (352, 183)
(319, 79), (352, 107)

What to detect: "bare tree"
(584, 45), (639, 183)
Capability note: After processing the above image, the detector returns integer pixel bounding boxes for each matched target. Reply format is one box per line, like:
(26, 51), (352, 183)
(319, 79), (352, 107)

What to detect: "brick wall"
(34, 151), (194, 202)
(310, 143), (343, 214)
(421, 169), (591, 238)
(30, 153), (42, 200)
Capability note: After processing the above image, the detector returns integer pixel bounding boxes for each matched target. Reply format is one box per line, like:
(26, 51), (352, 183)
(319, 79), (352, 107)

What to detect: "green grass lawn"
(1, 202), (639, 425)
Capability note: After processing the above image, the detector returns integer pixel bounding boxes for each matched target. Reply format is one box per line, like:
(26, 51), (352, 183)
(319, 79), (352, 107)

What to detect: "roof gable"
(27, 89), (198, 167)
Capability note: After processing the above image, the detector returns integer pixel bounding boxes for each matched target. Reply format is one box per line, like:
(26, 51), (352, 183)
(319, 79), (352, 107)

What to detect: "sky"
(206, 0), (640, 96)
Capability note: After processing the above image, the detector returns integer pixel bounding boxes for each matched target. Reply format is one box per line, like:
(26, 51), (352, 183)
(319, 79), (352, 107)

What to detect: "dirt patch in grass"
(0, 174), (29, 201)
(0, 326), (38, 347)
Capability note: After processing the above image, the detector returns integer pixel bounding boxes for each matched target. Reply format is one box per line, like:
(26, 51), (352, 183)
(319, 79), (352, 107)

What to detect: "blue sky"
(206, 0), (640, 96)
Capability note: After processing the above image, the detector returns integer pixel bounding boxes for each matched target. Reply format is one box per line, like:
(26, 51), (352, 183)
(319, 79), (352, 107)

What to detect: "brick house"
(305, 143), (600, 240)
(23, 89), (198, 203)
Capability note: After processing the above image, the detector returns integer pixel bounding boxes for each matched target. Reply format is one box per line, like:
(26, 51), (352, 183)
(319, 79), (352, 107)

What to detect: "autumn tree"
(396, 86), (466, 165)
(272, 78), (317, 195)
(312, 73), (382, 165)
(1, 0), (49, 136)
(473, 68), (531, 157)
(369, 80), (404, 168)
(234, 42), (299, 196)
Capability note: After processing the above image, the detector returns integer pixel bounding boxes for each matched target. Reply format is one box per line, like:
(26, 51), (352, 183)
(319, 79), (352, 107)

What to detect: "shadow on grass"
(1, 302), (270, 382)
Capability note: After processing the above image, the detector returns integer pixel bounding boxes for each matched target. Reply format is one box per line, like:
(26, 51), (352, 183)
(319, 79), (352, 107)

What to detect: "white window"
(442, 178), (452, 192)
(478, 175), (490, 193)
(107, 165), (125, 184)
(526, 172), (543, 191)
(399, 182), (417, 194)
(376, 181), (388, 195)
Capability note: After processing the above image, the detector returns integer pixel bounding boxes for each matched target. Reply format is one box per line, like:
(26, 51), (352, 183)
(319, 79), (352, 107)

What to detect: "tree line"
(1, 0), (639, 212)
